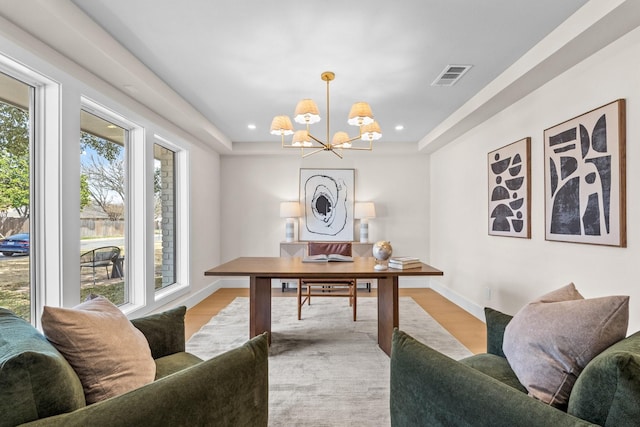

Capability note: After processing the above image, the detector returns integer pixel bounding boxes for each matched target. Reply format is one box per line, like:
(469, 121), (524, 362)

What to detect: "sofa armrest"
(130, 306), (186, 359)
(21, 332), (269, 427)
(390, 330), (596, 427)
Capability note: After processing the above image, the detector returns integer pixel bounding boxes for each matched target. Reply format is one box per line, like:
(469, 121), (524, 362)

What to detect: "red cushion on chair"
(308, 242), (352, 256)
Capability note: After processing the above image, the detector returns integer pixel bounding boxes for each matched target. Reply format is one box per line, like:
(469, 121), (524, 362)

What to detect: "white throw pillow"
(502, 283), (629, 408)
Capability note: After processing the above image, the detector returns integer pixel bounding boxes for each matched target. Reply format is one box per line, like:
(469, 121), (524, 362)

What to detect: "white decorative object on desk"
(372, 240), (392, 271)
(280, 201), (301, 242)
(355, 202), (376, 243)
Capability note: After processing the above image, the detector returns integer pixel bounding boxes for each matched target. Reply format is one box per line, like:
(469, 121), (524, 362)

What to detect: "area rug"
(187, 296), (472, 426)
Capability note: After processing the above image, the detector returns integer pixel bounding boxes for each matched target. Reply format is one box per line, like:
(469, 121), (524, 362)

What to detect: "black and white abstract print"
(544, 99), (626, 246)
(299, 169), (354, 241)
(488, 138), (531, 238)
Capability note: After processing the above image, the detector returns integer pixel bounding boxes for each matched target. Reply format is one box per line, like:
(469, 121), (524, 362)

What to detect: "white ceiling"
(68, 0), (587, 145)
(1, 1), (639, 155)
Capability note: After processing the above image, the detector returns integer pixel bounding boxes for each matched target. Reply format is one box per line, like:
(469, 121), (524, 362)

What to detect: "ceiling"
(68, 0), (587, 145)
(2, 1), (639, 155)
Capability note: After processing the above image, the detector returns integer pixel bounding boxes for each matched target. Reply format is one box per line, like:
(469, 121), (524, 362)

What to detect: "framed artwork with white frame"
(544, 99), (626, 247)
(299, 168), (354, 242)
(488, 137), (531, 238)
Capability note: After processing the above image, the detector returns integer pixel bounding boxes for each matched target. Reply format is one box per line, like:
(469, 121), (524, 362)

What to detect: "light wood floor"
(185, 287), (487, 354)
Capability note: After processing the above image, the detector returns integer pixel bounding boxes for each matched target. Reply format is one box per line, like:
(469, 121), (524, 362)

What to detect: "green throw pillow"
(484, 307), (512, 358)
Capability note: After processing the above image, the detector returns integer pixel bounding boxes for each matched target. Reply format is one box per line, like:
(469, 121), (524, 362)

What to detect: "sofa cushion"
(503, 283), (629, 408)
(460, 353), (527, 393)
(0, 308), (85, 427)
(41, 297), (156, 404)
(568, 331), (640, 426)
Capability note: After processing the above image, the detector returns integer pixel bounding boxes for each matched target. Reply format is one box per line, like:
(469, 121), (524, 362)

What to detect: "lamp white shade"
(280, 201), (301, 218)
(354, 202), (376, 243)
(280, 201), (300, 242)
(354, 202), (376, 219)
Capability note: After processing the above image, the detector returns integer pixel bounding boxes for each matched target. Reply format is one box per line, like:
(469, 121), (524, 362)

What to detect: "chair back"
(95, 246), (120, 262)
(308, 242), (352, 257)
(80, 246), (120, 265)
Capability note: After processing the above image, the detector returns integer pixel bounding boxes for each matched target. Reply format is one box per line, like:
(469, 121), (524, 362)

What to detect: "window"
(79, 110), (128, 305)
(154, 143), (177, 290)
(0, 72), (34, 321)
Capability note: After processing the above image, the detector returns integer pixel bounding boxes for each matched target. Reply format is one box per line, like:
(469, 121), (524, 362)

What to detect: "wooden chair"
(297, 242), (357, 321)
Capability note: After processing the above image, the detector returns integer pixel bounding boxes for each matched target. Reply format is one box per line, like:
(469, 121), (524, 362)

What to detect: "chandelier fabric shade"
(292, 130), (312, 147)
(294, 99), (321, 124)
(348, 102), (374, 126)
(271, 71), (381, 158)
(361, 121), (382, 141)
(270, 115), (294, 135)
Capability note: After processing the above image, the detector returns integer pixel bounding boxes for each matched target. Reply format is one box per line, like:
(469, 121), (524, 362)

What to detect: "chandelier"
(270, 71), (382, 158)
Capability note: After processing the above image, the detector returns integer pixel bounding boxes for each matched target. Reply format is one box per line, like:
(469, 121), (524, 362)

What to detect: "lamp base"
(285, 220), (295, 242)
(374, 264), (388, 271)
(360, 222), (369, 243)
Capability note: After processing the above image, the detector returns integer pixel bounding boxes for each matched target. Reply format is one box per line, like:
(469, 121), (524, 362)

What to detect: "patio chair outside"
(80, 246), (121, 285)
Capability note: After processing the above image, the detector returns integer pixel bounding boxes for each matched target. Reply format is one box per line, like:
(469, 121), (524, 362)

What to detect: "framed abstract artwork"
(544, 99), (626, 246)
(488, 138), (531, 238)
(299, 168), (355, 241)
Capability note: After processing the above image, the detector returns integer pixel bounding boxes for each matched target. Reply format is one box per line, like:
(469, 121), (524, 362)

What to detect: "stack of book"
(388, 256), (422, 270)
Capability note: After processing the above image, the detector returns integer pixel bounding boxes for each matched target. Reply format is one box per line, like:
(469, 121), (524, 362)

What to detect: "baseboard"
(171, 279), (223, 309)
(428, 278), (485, 322)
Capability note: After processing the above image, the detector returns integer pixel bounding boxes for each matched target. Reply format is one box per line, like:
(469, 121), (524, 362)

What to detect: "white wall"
(220, 152), (431, 281)
(430, 25), (640, 332)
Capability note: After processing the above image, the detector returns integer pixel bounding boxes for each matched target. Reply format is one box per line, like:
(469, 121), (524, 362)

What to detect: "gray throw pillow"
(502, 283), (629, 408)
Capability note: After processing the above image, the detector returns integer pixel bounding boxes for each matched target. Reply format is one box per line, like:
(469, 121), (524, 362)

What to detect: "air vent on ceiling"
(431, 64), (472, 87)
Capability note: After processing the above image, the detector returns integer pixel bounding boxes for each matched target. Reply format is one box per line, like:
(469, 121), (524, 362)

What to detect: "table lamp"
(280, 201), (301, 242)
(354, 202), (376, 243)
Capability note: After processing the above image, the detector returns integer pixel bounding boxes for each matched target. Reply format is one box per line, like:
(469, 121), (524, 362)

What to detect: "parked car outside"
(0, 233), (30, 257)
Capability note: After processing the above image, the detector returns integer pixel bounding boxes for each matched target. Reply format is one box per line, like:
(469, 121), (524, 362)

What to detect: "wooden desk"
(204, 257), (443, 356)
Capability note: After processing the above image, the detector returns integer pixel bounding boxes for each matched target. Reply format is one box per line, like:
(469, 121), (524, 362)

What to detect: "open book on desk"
(302, 254), (354, 263)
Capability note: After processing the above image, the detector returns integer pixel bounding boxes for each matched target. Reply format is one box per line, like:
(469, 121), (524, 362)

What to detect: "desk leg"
(377, 275), (399, 356)
(250, 276), (272, 344)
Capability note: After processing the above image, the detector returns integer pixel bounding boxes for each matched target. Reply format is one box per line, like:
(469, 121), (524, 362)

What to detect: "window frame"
(81, 97), (145, 314)
(0, 55), (62, 327)
(0, 52), (192, 323)
(153, 134), (190, 303)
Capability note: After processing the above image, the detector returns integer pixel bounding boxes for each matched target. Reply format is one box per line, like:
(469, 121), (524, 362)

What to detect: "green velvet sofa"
(390, 308), (640, 427)
(0, 306), (269, 427)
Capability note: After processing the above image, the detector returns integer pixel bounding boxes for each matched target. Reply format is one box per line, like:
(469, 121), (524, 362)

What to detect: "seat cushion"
(41, 297), (156, 404)
(502, 283), (629, 408)
(0, 308), (85, 427)
(568, 331), (640, 426)
(459, 353), (527, 393)
(154, 352), (203, 380)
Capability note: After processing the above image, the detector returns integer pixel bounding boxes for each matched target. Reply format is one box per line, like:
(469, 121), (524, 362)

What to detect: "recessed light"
(248, 124), (257, 130)
(107, 124), (117, 129)
(395, 125), (404, 131)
